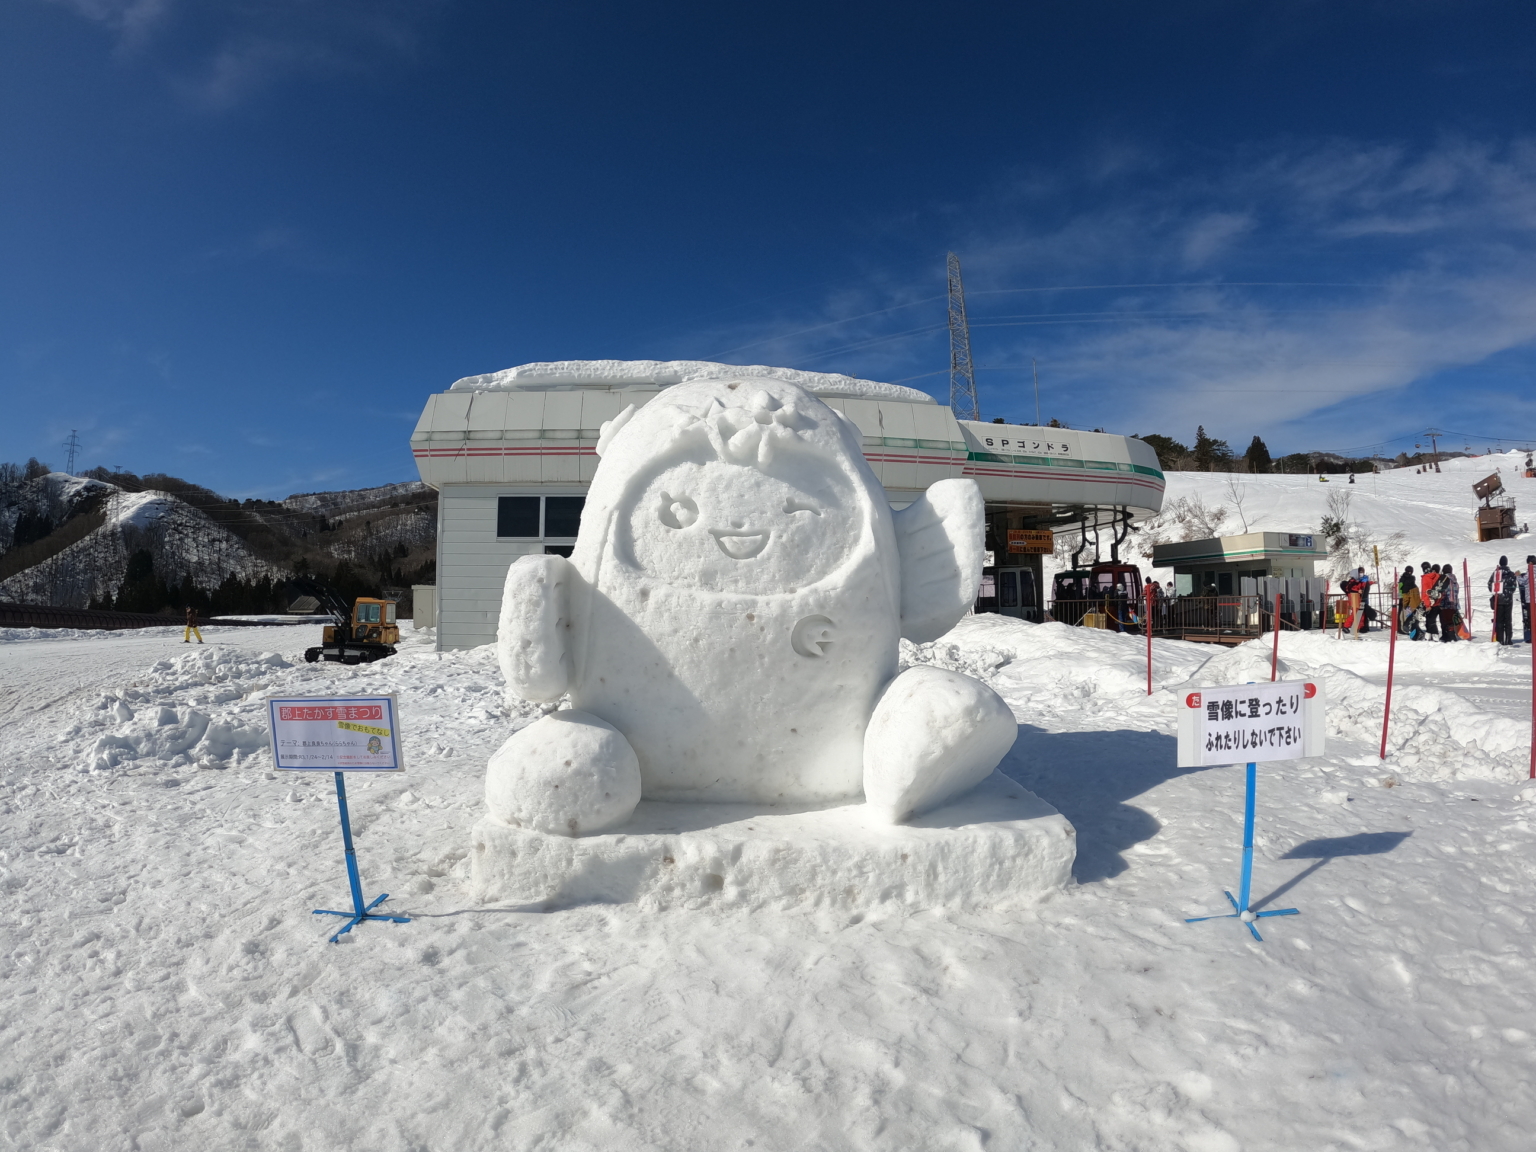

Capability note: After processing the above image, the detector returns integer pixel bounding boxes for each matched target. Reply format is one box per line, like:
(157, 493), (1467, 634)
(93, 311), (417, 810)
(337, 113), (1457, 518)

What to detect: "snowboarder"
(1520, 555), (1534, 644)
(1489, 557), (1517, 646)
(1437, 561), (1461, 643)
(1420, 562), (1440, 636)
(1398, 567), (1420, 639)
(183, 606), (203, 645)
(1351, 566), (1372, 637)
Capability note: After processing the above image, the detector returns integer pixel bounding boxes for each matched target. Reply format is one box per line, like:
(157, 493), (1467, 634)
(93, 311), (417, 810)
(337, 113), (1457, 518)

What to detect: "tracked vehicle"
(294, 579), (400, 664)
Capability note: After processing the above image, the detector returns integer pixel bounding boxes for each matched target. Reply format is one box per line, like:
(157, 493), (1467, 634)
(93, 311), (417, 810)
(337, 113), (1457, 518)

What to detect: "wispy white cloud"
(687, 136), (1536, 450)
(47, 0), (171, 52)
(45, 0), (446, 108)
(196, 225), (348, 275)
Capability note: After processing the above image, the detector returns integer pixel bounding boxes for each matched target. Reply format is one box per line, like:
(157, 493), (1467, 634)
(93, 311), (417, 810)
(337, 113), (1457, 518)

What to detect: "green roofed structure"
(1152, 532), (1330, 597)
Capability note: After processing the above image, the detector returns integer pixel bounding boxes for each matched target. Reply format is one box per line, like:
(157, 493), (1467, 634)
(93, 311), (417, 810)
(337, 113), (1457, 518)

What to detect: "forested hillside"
(0, 459), (436, 614)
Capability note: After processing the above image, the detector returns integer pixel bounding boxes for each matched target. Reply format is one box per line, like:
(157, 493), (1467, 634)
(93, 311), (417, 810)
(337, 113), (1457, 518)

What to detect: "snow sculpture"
(486, 377), (1015, 835)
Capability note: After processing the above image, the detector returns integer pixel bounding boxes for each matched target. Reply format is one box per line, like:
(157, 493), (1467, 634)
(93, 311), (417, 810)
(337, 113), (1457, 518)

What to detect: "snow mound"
(902, 614), (1535, 785)
(447, 359), (936, 403)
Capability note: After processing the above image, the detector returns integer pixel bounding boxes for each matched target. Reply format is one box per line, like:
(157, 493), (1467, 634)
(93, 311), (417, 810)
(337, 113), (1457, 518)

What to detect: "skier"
(1489, 557), (1516, 646)
(183, 605), (204, 645)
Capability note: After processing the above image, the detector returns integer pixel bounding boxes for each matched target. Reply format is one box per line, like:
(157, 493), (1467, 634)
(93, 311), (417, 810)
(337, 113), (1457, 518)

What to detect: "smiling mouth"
(709, 529), (769, 560)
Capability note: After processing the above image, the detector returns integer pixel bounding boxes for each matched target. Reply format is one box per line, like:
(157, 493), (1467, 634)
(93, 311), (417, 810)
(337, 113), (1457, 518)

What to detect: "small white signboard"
(266, 695), (404, 772)
(1176, 680), (1325, 768)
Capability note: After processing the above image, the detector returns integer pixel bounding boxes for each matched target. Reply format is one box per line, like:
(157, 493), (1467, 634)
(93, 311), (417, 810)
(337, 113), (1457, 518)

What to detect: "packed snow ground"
(3, 605), (1535, 1151)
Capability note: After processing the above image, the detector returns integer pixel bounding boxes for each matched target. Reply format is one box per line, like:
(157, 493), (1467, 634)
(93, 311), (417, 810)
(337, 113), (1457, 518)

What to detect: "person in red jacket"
(1420, 562), (1440, 637)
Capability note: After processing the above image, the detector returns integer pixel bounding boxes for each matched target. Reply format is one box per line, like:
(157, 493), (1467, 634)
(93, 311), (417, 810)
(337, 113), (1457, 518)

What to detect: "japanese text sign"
(1007, 529), (1055, 554)
(266, 695), (405, 772)
(1176, 680), (1325, 767)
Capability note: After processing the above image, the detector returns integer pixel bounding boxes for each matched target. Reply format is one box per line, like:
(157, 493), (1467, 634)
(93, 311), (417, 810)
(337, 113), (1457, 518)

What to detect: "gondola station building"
(410, 361), (1166, 649)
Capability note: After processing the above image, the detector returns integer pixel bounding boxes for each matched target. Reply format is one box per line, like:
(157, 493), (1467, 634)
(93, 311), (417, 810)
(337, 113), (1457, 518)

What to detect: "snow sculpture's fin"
(596, 404), (637, 457)
(892, 478), (986, 643)
(864, 665), (1016, 823)
(497, 554), (572, 702)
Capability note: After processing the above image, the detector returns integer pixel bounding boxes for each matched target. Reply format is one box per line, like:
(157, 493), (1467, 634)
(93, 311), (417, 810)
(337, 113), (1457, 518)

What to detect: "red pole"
(1381, 599), (1398, 760)
(1528, 561), (1534, 779)
(1271, 592), (1282, 681)
(1464, 558), (1472, 632)
(1145, 581), (1154, 696)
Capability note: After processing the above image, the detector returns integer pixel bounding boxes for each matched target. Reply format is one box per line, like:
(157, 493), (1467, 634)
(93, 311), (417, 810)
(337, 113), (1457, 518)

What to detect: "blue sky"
(3, 1), (1535, 496)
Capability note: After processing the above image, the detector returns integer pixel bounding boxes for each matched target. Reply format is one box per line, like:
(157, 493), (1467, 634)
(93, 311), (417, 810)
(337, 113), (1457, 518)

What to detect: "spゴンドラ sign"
(1176, 680), (1325, 768)
(264, 694), (409, 942)
(266, 695), (404, 772)
(1176, 679), (1327, 942)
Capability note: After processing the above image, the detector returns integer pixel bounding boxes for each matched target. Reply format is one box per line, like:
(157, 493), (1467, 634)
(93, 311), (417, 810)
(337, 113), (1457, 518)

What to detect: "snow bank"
(916, 614), (1535, 785)
(448, 358), (936, 403)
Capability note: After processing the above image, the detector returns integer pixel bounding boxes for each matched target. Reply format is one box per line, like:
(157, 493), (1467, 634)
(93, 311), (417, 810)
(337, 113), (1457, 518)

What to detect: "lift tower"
(946, 252), (980, 421)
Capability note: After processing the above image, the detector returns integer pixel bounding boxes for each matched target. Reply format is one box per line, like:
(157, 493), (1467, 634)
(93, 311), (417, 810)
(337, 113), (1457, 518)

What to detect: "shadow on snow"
(998, 723), (1198, 884)
(1250, 830), (1413, 912)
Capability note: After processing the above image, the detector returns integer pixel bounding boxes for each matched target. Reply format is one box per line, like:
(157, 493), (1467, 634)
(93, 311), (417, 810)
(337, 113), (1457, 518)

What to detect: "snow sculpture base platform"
(469, 772), (1075, 913)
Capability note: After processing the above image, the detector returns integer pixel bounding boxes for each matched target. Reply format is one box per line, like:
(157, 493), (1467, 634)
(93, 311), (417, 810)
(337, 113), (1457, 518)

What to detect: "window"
(544, 496), (585, 538)
(357, 603), (381, 624)
(999, 571), (1020, 607)
(497, 497), (540, 538)
(496, 495), (587, 539)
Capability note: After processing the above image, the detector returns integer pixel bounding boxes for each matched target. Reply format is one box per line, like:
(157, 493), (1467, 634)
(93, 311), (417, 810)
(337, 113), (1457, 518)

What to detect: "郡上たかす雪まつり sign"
(266, 696), (404, 771)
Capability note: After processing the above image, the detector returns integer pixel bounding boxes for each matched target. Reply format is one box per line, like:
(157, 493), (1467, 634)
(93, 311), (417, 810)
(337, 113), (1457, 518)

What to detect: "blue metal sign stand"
(1184, 761), (1300, 942)
(313, 771), (410, 943)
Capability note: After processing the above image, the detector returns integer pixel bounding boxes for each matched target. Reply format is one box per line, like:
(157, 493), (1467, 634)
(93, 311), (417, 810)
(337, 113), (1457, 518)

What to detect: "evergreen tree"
(1193, 426), (1214, 471)
(1134, 434), (1190, 471)
(1245, 436), (1272, 474)
(1192, 426), (1234, 471)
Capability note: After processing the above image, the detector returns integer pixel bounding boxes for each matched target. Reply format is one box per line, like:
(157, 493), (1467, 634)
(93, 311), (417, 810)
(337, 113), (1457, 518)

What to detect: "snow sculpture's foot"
(485, 710), (641, 836)
(862, 665), (1017, 824)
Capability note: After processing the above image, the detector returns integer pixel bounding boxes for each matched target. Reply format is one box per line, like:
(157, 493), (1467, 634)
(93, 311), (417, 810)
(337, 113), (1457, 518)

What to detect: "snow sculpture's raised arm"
(497, 554), (573, 702)
(892, 478), (986, 643)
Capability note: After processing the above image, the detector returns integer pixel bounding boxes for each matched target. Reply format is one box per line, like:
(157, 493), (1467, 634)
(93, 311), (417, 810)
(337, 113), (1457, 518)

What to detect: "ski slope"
(1153, 449), (1536, 583)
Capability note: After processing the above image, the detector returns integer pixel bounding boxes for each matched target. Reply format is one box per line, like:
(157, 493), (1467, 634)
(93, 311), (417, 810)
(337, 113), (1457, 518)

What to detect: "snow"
(447, 358), (937, 404)
(492, 378), (1005, 821)
(4, 462), (1536, 1149)
(102, 490), (178, 531)
(471, 770), (1075, 912)
(1141, 450), (1536, 586)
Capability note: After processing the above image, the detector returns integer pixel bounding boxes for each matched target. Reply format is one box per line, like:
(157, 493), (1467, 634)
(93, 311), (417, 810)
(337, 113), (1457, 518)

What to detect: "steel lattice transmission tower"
(945, 252), (980, 421)
(64, 429), (81, 475)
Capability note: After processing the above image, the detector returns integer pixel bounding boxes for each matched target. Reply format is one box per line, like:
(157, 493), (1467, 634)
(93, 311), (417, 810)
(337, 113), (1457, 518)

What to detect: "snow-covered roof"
(447, 360), (936, 405)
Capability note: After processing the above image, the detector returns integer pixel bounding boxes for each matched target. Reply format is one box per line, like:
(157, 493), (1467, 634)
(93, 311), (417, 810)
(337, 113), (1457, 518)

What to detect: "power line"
(702, 296), (946, 359)
(63, 430), (80, 475)
(968, 281), (1396, 295)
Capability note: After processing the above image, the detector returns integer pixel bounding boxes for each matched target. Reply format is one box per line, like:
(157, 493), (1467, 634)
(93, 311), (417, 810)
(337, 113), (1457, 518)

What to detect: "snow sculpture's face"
(620, 453), (862, 595)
